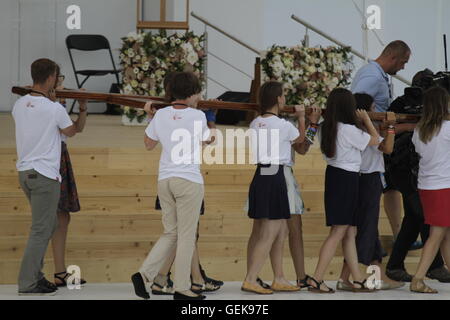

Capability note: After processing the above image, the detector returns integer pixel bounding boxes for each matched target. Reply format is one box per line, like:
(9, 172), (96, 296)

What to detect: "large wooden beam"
(11, 86), (421, 123)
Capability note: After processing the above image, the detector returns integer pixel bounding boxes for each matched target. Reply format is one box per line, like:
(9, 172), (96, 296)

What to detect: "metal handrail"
(208, 76), (232, 92)
(291, 14), (412, 86)
(208, 51), (253, 79)
(191, 12), (260, 55)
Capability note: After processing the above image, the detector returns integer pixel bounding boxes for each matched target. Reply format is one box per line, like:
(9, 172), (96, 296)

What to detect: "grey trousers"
(18, 169), (60, 292)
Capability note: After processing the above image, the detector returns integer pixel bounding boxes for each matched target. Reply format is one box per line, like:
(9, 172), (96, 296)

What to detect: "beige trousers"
(139, 177), (204, 292)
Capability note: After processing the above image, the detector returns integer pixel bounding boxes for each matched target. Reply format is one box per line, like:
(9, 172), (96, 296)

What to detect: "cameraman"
(385, 70), (450, 283)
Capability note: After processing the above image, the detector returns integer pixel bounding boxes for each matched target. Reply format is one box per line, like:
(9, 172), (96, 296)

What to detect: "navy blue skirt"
(248, 164), (290, 220)
(324, 166), (359, 226)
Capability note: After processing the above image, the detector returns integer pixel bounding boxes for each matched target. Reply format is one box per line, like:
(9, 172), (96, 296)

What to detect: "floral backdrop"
(119, 30), (205, 122)
(262, 45), (353, 108)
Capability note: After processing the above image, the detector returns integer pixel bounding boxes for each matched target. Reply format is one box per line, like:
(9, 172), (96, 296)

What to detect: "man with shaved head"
(352, 40), (411, 112)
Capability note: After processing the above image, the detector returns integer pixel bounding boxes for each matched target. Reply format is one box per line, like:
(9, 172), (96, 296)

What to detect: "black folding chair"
(66, 34), (121, 113)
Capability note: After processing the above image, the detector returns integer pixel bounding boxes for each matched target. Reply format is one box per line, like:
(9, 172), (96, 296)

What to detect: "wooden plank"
(160, 0), (166, 22)
(136, 21), (189, 30)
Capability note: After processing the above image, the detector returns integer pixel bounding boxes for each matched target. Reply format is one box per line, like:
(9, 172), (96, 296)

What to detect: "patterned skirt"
(58, 142), (81, 213)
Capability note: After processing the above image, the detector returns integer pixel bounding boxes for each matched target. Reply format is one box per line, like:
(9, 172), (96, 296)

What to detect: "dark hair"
(170, 72), (202, 100)
(412, 69), (434, 88)
(259, 81), (283, 113)
(381, 40), (411, 58)
(163, 71), (178, 102)
(417, 86), (450, 143)
(31, 58), (57, 84)
(321, 88), (359, 158)
(354, 93), (374, 112)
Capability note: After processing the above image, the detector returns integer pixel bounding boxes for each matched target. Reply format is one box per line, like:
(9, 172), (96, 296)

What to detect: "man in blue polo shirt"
(352, 40), (411, 112)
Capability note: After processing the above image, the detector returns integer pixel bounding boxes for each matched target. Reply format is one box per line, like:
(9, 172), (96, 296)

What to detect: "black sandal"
(297, 275), (312, 289)
(352, 279), (375, 293)
(257, 278), (271, 290)
(307, 277), (335, 294)
(151, 282), (174, 295)
(200, 265), (224, 286)
(54, 271), (87, 287)
(191, 282), (221, 294)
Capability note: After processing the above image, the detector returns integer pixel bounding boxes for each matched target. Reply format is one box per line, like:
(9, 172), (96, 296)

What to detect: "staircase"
(0, 114), (420, 284)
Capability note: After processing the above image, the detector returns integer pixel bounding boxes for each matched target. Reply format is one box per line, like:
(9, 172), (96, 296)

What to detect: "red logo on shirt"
(173, 114), (182, 120)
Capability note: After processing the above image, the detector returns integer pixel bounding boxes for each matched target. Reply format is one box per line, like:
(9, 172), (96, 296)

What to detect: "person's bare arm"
(291, 105), (306, 144)
(60, 101), (88, 137)
(144, 134), (159, 151)
(378, 112), (396, 154)
(357, 110), (380, 146)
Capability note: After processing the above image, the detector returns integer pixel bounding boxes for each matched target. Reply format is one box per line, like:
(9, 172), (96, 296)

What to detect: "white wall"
(0, 0), (137, 112)
(1, 0), (449, 111)
(189, 0), (263, 99)
(263, 0), (449, 97)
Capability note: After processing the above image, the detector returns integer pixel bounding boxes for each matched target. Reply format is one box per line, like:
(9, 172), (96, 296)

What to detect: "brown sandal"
(241, 281), (273, 295)
(410, 278), (438, 294)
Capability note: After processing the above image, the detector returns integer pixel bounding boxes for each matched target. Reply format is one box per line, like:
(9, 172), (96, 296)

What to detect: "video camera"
(400, 69), (450, 114)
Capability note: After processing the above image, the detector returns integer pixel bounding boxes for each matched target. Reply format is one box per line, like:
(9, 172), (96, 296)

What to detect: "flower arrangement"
(119, 30), (206, 123)
(262, 45), (353, 107)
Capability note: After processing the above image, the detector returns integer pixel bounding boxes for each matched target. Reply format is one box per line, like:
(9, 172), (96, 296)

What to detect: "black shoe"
(39, 278), (58, 291)
(427, 267), (450, 283)
(386, 269), (413, 282)
(131, 272), (150, 300)
(174, 291), (206, 300)
(19, 282), (57, 296)
(409, 241), (424, 251)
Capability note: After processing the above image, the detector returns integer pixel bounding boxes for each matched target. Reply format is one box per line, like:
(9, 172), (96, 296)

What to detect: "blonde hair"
(417, 87), (450, 143)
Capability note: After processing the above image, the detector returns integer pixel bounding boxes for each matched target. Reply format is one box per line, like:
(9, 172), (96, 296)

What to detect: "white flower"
(133, 68), (139, 74)
(127, 49), (135, 58)
(123, 84), (133, 94)
(187, 52), (198, 65)
(131, 80), (138, 88)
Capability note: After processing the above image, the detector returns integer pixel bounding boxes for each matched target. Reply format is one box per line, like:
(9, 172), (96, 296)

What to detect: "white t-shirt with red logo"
(145, 106), (210, 184)
(249, 116), (300, 166)
(12, 95), (73, 181)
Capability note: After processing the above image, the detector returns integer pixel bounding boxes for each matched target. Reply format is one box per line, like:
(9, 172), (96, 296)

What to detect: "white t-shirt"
(325, 123), (371, 172)
(412, 121), (450, 190)
(12, 95), (73, 181)
(145, 106), (210, 184)
(360, 136), (385, 174)
(249, 116), (300, 166)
